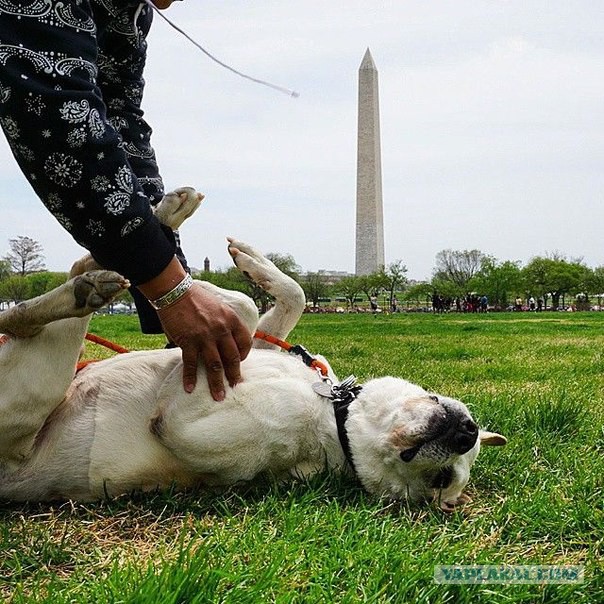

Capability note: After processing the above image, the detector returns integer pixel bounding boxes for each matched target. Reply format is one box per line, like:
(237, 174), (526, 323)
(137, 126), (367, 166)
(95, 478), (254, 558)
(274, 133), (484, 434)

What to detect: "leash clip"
(330, 375), (362, 405)
(315, 366), (332, 384)
(288, 343), (314, 367)
(312, 374), (362, 403)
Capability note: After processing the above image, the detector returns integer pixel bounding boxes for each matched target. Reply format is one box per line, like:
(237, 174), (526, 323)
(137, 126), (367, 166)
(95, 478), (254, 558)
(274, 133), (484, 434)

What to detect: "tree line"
(2, 237), (604, 312)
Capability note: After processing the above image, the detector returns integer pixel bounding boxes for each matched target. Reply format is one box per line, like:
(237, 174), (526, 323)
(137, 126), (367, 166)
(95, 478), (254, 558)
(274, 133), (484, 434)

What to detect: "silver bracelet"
(149, 273), (193, 310)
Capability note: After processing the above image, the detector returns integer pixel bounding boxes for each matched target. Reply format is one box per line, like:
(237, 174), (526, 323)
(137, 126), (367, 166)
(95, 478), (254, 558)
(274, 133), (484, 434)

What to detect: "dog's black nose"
(452, 418), (479, 454)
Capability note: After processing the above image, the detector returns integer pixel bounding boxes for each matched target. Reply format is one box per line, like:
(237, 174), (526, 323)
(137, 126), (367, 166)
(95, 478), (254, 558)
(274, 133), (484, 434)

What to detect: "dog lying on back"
(0, 188), (506, 510)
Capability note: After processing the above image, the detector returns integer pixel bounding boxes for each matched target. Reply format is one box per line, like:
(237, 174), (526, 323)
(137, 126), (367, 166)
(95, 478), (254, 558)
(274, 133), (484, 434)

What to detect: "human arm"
(0, 1), (249, 399)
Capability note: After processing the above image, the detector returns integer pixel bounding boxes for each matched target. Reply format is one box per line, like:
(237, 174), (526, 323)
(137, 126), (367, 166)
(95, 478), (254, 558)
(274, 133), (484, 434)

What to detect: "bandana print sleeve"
(0, 0), (175, 286)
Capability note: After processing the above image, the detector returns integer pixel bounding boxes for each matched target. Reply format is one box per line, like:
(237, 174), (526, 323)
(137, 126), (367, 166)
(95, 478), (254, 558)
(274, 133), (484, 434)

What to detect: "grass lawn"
(1, 311), (603, 602)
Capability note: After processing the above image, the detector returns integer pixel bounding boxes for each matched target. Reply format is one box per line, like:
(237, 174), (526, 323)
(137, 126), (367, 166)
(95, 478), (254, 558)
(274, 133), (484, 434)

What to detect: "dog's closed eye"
(400, 445), (422, 462)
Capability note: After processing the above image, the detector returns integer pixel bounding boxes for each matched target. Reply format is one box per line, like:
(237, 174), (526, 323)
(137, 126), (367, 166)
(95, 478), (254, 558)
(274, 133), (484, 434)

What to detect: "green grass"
(2, 312), (603, 602)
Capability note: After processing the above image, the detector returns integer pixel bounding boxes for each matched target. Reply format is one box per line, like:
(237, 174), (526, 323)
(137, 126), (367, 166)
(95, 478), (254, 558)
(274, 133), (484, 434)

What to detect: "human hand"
(156, 283), (252, 400)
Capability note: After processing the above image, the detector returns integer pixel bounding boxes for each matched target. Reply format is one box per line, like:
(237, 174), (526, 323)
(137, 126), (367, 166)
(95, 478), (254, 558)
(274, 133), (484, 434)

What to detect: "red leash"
(0, 332), (128, 372)
(2, 330), (328, 377)
(84, 332), (129, 354)
(76, 333), (130, 372)
(254, 329), (329, 376)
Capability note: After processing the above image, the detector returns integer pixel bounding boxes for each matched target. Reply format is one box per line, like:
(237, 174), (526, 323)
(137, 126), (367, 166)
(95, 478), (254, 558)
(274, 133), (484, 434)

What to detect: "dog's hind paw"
(227, 238), (276, 291)
(73, 271), (130, 311)
(69, 254), (103, 278)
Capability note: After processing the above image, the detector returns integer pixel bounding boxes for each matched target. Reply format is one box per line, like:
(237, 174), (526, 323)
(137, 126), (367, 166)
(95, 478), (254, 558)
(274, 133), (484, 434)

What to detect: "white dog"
(0, 190), (505, 510)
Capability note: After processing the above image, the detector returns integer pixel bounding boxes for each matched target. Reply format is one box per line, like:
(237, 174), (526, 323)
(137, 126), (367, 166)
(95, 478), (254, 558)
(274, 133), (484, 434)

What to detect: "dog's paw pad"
(74, 271), (130, 310)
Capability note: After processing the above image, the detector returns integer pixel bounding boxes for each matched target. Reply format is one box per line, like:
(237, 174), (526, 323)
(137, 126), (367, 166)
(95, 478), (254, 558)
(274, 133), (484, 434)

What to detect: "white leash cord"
(143, 0), (300, 98)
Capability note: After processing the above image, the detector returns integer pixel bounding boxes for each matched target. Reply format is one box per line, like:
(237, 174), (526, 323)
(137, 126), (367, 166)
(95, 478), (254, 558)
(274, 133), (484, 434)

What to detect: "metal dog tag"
(312, 381), (334, 399)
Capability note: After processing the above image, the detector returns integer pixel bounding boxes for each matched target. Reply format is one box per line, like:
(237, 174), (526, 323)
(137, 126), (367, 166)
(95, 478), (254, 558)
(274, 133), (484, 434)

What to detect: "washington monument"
(355, 48), (385, 276)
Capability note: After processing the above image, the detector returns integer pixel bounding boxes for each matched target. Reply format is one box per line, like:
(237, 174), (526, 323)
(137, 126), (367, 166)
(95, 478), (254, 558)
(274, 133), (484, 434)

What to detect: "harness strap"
(332, 399), (356, 472)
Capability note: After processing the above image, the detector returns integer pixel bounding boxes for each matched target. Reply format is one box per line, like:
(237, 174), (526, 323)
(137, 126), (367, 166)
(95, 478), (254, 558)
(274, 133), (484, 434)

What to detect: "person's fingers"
(233, 324), (253, 361)
(218, 337), (243, 388)
(201, 347), (226, 401)
(181, 345), (199, 394)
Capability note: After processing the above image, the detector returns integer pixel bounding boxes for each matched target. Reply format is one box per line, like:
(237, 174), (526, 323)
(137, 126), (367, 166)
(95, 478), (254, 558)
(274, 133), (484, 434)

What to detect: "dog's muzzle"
(445, 417), (479, 454)
(401, 407), (479, 463)
(433, 400), (479, 454)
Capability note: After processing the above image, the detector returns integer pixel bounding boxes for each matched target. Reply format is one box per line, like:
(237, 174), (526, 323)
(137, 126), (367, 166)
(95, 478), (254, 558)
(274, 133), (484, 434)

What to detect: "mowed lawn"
(2, 311), (603, 603)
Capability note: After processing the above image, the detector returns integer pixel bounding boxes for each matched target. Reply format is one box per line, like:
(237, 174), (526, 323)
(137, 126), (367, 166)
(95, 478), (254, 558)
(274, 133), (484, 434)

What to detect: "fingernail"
(185, 383), (195, 394)
(214, 390), (225, 402)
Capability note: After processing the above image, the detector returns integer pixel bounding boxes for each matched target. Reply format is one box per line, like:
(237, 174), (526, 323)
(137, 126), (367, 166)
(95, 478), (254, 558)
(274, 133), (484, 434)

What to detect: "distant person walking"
(370, 295), (378, 313)
(480, 295), (488, 313)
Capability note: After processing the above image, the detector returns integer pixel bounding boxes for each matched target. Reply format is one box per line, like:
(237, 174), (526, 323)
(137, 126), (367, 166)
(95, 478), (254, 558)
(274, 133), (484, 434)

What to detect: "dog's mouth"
(399, 413), (479, 463)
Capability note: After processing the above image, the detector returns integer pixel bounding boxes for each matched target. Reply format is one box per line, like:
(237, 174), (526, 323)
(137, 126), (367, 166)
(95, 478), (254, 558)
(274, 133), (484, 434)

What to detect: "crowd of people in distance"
(432, 294), (490, 314)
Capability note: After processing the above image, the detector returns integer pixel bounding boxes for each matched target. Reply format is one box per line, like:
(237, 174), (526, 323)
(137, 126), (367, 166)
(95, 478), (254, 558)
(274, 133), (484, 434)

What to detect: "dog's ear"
(479, 430), (507, 446)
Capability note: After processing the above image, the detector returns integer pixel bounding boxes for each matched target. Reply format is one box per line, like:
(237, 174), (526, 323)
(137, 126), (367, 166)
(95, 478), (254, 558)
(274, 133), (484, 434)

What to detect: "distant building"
(300, 269), (354, 285)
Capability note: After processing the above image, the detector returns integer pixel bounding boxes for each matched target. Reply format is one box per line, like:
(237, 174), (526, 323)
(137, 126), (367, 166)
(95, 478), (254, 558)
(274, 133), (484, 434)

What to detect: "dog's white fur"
(0, 188), (505, 510)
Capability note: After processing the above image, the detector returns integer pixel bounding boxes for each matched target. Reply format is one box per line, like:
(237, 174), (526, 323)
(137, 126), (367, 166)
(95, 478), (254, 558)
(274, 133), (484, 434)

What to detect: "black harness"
(278, 339), (363, 473)
(312, 375), (363, 472)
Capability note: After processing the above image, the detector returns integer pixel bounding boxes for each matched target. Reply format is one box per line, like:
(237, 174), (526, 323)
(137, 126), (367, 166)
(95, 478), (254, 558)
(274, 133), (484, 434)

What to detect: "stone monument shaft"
(355, 48), (385, 276)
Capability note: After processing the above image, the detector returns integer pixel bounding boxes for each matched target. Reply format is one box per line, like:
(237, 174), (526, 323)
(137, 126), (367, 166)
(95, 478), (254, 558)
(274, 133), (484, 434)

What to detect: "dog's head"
(345, 377), (506, 511)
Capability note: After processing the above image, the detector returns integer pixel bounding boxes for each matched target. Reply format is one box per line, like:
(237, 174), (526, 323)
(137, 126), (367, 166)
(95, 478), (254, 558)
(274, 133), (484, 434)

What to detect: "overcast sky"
(1, 1), (603, 281)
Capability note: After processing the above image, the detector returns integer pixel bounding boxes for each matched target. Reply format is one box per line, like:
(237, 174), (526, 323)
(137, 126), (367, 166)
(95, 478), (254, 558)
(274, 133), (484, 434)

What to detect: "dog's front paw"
(73, 271), (130, 311)
(154, 187), (204, 229)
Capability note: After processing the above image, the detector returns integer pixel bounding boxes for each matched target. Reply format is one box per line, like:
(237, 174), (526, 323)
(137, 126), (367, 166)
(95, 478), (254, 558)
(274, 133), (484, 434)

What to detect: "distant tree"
(0, 259), (10, 281)
(403, 282), (433, 308)
(469, 257), (523, 309)
(266, 253), (301, 280)
(358, 272), (389, 305)
(587, 266), (604, 297)
(336, 275), (364, 310)
(0, 275), (29, 303)
(193, 267), (249, 294)
(429, 276), (463, 300)
(433, 249), (487, 290)
(522, 256), (589, 310)
(5, 236), (45, 276)
(586, 266), (604, 309)
(382, 260), (408, 308)
(302, 272), (329, 308)
(26, 272), (68, 298)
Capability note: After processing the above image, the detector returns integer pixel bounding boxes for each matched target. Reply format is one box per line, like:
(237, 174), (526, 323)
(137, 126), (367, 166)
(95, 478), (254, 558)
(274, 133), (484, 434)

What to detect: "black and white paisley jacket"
(0, 0), (177, 286)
